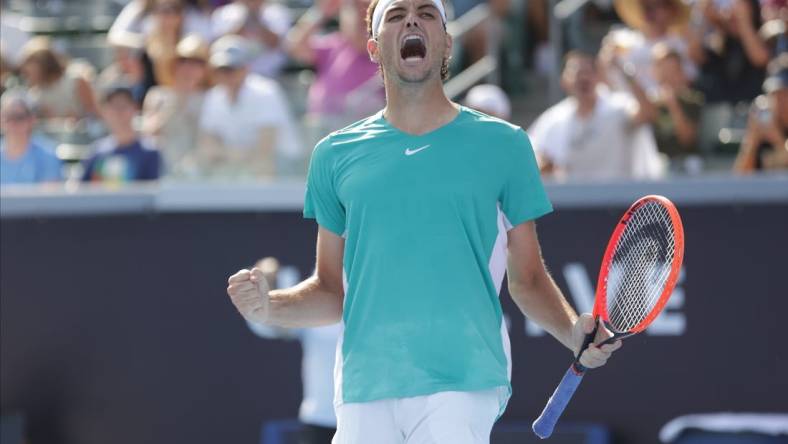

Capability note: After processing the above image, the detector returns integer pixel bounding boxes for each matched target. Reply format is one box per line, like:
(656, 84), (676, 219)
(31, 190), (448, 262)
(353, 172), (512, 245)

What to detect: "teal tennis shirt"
(303, 106), (552, 409)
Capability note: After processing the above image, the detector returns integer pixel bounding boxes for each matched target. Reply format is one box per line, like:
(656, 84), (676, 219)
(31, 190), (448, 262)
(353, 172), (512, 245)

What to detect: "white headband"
(371, 0), (447, 39)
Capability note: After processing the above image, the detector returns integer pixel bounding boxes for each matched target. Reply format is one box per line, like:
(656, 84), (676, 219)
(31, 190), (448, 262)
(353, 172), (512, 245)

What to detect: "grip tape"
(531, 366), (585, 439)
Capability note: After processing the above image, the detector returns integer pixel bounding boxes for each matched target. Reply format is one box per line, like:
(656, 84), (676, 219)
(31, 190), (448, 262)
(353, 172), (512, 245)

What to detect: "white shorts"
(331, 388), (501, 444)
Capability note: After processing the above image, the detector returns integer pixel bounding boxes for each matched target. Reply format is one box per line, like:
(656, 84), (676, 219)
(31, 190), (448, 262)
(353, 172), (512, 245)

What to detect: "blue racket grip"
(532, 366), (585, 439)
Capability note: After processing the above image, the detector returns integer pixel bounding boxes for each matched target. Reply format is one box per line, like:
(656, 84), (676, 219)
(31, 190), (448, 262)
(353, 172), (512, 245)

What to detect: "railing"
(443, 3), (499, 100)
(2, 174), (787, 218)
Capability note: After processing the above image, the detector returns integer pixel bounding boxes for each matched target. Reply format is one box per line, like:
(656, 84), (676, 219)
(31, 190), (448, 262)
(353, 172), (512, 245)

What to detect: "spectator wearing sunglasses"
(0, 91), (63, 185)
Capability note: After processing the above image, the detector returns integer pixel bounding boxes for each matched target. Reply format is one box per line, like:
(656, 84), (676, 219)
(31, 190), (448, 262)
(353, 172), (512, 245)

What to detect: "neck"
(575, 94), (597, 118)
(113, 128), (137, 146)
(382, 78), (457, 135)
(226, 81), (244, 103)
(644, 25), (668, 40)
(3, 136), (31, 159)
(174, 83), (197, 95)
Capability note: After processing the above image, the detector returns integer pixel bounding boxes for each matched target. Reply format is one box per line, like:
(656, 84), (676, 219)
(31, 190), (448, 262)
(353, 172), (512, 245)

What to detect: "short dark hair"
(21, 45), (66, 85)
(562, 49), (595, 72)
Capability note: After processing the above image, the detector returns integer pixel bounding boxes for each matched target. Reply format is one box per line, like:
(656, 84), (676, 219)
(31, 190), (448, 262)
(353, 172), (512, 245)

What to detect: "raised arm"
(285, 7), (325, 64)
(227, 226), (345, 328)
(506, 221), (620, 368)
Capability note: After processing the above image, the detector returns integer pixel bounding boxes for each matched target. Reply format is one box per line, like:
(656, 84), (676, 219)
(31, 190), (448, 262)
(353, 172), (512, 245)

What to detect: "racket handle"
(532, 366), (586, 439)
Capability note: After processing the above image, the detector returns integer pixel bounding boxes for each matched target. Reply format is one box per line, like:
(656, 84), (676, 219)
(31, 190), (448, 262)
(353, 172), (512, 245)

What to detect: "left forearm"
(251, 24), (281, 49)
(508, 271), (578, 352)
(737, 22), (770, 67)
(625, 72), (657, 125)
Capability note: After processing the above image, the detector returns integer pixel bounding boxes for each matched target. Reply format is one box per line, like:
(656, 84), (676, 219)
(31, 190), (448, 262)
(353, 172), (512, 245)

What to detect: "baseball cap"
(100, 83), (135, 103)
(464, 84), (512, 120)
(176, 34), (209, 61)
(209, 35), (253, 69)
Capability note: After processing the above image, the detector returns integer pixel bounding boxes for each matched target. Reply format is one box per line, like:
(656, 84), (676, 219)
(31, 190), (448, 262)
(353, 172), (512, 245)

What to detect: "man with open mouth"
(226, 0), (622, 442)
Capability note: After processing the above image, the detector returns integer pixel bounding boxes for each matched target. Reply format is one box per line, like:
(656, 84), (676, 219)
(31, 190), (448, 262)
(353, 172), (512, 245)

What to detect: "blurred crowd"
(0, 0), (786, 186)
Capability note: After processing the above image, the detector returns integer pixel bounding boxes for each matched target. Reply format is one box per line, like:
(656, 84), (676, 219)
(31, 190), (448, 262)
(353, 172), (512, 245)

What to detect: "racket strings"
(606, 202), (676, 332)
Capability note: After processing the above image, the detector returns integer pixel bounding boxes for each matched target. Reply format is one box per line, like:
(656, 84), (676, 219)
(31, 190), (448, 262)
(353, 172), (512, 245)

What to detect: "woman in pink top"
(286, 0), (384, 135)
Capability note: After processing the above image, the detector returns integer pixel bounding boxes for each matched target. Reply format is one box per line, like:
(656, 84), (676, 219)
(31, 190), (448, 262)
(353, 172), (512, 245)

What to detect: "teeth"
(404, 35), (424, 44)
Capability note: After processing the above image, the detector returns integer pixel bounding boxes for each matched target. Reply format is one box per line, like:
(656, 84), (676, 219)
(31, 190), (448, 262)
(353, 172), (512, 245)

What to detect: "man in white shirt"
(198, 35), (301, 178)
(211, 0), (292, 78)
(245, 257), (339, 444)
(529, 50), (665, 181)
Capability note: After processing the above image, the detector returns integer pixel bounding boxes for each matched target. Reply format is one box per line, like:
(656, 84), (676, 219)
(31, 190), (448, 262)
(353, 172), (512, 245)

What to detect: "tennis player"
(227, 0), (622, 441)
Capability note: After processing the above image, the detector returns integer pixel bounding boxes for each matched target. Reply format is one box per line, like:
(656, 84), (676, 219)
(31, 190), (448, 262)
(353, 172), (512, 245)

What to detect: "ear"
(444, 32), (453, 59)
(560, 72), (570, 93)
(367, 38), (380, 63)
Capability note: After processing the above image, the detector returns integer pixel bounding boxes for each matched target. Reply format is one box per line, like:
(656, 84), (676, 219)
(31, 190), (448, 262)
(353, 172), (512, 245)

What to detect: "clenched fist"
(227, 268), (271, 323)
(571, 313), (622, 369)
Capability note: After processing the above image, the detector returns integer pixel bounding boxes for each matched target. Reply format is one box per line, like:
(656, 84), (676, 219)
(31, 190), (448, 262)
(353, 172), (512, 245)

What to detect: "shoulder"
(324, 113), (387, 144)
(311, 113), (386, 157)
(211, 2), (240, 21)
(93, 136), (117, 155)
(311, 32), (342, 50)
(143, 86), (170, 104)
(459, 107), (531, 149)
(245, 75), (285, 98)
(262, 3), (292, 23)
(532, 98), (573, 129)
(30, 143), (60, 163)
(460, 106), (521, 132)
(138, 136), (159, 153)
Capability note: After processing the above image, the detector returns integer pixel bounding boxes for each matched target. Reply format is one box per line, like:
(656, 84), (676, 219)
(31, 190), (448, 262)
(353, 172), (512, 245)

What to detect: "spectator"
(286, 0), (383, 134)
(245, 257), (340, 444)
(603, 0), (697, 97)
(108, 0), (212, 44)
(99, 32), (157, 106)
(463, 83), (512, 120)
(759, 0), (787, 58)
(0, 91), (62, 185)
(687, 0), (769, 105)
(211, 0), (292, 78)
(1, 42), (15, 96)
(0, 10), (30, 95)
(142, 35), (210, 179)
(198, 35), (301, 178)
(146, 0), (195, 87)
(734, 61), (788, 172)
(652, 43), (705, 172)
(19, 37), (100, 120)
(82, 86), (161, 183)
(528, 50), (663, 181)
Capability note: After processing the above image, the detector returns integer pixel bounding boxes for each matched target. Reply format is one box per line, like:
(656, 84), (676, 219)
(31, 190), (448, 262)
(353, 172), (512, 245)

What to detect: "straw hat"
(614, 0), (690, 32)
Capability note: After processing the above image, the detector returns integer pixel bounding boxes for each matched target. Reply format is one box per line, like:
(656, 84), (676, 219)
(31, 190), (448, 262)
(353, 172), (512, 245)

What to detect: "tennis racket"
(532, 195), (685, 439)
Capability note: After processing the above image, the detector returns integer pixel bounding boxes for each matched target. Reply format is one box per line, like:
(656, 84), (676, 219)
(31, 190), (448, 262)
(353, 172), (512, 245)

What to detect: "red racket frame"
(593, 194), (685, 335)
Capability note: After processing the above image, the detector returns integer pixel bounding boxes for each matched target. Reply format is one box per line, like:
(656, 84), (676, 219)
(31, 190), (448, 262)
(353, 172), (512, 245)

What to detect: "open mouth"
(400, 35), (426, 62)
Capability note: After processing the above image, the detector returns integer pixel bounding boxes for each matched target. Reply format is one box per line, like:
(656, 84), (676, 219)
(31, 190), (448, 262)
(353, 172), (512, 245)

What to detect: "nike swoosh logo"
(405, 145), (431, 156)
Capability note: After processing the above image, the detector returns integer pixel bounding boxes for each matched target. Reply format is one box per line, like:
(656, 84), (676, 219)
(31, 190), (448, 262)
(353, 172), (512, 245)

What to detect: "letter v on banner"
(524, 263), (686, 337)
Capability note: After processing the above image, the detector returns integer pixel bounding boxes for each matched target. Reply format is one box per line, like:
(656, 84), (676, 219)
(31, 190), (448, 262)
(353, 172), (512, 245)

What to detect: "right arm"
(733, 112), (764, 173)
(227, 226), (345, 327)
(284, 7), (325, 64)
(285, 0), (341, 64)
